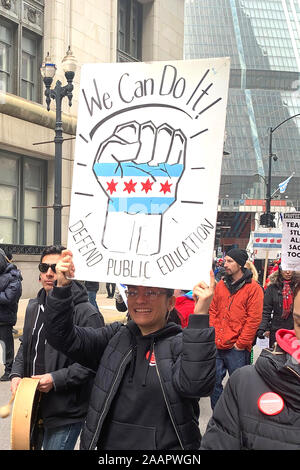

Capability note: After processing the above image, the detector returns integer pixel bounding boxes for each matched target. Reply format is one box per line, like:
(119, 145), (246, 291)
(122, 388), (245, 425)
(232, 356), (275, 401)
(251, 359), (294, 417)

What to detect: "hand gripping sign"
(93, 120), (186, 255)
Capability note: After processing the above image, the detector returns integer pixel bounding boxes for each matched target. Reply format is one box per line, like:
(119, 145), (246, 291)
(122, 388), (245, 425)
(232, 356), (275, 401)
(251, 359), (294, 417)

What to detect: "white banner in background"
(252, 229), (282, 260)
(281, 212), (300, 271)
(67, 57), (230, 289)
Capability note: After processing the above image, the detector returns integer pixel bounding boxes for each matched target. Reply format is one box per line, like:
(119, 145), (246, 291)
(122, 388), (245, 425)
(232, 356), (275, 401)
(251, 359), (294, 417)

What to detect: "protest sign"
(67, 57), (230, 289)
(252, 229), (282, 260)
(281, 212), (300, 271)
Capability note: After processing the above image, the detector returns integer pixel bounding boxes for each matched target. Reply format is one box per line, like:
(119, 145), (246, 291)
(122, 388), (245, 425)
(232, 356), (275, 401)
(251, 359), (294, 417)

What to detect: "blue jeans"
(210, 348), (250, 409)
(42, 422), (82, 450)
(87, 291), (100, 312)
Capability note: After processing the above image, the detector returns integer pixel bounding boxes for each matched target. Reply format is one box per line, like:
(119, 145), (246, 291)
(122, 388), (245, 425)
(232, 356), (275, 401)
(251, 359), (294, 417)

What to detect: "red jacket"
(209, 276), (264, 351)
(175, 296), (195, 328)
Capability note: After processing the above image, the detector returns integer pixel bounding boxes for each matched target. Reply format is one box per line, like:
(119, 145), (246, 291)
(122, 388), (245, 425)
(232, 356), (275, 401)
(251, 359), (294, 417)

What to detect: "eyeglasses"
(125, 289), (167, 299)
(38, 263), (57, 273)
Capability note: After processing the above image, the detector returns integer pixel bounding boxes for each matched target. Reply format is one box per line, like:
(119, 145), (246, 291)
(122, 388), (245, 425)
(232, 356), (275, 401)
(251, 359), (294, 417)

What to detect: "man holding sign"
(44, 250), (216, 450)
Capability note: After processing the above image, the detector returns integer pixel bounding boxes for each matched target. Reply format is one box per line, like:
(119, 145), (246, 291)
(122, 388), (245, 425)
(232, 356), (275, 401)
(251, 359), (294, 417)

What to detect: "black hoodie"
(98, 321), (182, 450)
(11, 280), (104, 428)
(0, 262), (22, 325)
(201, 345), (300, 450)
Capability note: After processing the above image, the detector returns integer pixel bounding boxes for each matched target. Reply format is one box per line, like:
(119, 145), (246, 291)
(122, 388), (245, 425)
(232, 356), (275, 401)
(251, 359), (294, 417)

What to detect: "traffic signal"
(260, 213), (267, 226)
(267, 213), (275, 227)
(260, 213), (275, 227)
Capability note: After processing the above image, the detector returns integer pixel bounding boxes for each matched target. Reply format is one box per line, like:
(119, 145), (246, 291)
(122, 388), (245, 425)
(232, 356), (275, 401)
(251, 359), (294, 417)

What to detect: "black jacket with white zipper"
(44, 284), (216, 450)
(11, 281), (104, 428)
(201, 345), (300, 450)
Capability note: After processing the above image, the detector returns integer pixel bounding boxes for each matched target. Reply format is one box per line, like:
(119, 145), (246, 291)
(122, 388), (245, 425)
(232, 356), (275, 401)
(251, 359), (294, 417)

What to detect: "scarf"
(282, 280), (293, 319)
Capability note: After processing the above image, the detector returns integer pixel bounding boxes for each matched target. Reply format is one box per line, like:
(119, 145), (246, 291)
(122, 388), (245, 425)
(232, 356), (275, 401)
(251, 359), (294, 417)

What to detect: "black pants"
(0, 324), (14, 375)
(106, 283), (115, 298)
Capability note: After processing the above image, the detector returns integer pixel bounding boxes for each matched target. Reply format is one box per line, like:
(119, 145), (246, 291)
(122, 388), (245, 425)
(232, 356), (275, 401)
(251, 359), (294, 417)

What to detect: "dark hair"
(167, 308), (181, 325)
(40, 245), (66, 262)
(166, 288), (175, 297)
(275, 268), (297, 291)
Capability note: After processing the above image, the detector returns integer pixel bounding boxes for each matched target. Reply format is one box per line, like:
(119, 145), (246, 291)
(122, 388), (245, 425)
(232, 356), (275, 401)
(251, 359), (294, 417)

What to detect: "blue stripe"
(254, 233), (282, 238)
(253, 243), (281, 248)
(108, 197), (175, 214)
(93, 162), (183, 178)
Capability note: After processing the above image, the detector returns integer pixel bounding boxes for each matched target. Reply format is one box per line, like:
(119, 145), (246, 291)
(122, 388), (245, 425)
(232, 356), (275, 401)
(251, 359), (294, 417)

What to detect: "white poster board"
(252, 229), (282, 260)
(68, 58), (230, 289)
(281, 212), (300, 271)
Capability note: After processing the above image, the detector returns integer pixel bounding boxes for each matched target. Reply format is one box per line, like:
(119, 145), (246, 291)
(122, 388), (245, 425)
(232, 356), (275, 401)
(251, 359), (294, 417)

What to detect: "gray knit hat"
(226, 248), (248, 267)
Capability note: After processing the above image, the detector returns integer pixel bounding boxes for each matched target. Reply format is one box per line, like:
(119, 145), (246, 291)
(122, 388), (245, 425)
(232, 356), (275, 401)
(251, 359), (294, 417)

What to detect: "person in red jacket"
(205, 248), (264, 409)
(174, 289), (195, 328)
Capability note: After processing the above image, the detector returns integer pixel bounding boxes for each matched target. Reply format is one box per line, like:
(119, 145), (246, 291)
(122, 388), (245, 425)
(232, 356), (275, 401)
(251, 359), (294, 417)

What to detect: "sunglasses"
(38, 263), (57, 273)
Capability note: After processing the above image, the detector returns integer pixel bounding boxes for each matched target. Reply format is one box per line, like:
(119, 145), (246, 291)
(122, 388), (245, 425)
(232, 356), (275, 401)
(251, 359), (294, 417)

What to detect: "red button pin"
(258, 392), (284, 415)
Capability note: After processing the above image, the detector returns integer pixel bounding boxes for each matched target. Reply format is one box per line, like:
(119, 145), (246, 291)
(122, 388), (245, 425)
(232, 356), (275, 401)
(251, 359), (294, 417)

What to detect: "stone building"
(0, 0), (185, 297)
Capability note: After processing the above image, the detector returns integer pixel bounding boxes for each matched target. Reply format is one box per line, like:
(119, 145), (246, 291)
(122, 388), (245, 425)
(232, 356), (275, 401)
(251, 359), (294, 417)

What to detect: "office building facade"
(185, 0), (300, 251)
(0, 0), (185, 296)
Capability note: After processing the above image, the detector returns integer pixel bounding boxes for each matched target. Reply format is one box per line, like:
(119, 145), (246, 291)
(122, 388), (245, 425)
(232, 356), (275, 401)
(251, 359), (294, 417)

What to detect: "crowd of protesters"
(0, 244), (299, 450)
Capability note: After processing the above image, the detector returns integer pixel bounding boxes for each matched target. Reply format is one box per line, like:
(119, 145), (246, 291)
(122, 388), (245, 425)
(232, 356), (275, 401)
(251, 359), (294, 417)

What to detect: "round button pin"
(258, 392), (284, 416)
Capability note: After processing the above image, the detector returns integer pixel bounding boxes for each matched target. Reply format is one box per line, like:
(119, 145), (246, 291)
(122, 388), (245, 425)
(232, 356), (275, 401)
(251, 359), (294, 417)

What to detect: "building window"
(0, 18), (13, 93)
(0, 151), (47, 245)
(21, 30), (39, 101)
(117, 0), (142, 62)
(0, 1), (44, 102)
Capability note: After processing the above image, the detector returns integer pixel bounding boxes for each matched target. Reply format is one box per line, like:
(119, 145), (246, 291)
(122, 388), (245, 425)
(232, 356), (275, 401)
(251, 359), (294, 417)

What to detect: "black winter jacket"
(11, 281), (104, 428)
(0, 263), (22, 326)
(201, 345), (300, 450)
(259, 283), (294, 346)
(44, 284), (216, 450)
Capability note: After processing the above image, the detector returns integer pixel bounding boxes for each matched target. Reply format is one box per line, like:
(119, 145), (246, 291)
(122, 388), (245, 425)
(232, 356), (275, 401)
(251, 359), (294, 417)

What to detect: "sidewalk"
(14, 293), (127, 337)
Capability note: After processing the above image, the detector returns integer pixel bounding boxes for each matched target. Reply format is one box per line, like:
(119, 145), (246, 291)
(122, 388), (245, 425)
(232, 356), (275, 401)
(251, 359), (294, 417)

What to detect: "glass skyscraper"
(184, 0), (300, 249)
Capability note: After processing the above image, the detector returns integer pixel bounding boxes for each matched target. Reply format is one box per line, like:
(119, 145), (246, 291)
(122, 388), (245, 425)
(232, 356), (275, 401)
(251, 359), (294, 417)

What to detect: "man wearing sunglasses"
(10, 245), (104, 450)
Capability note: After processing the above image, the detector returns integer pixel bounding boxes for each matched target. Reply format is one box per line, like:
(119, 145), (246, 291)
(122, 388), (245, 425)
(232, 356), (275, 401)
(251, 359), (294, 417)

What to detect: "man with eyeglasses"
(10, 245), (104, 450)
(43, 249), (216, 450)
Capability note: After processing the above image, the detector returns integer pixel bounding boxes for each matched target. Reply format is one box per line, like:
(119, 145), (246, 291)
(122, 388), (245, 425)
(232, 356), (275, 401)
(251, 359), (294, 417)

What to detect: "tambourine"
(10, 378), (41, 450)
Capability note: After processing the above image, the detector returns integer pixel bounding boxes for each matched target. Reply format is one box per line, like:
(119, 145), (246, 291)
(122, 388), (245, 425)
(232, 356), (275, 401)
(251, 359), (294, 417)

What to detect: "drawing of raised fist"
(93, 120), (186, 255)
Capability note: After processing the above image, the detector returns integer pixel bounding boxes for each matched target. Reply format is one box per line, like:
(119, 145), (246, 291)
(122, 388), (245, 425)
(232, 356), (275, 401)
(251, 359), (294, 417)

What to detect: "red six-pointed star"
(141, 178), (154, 194)
(123, 179), (137, 194)
(106, 179), (118, 195)
(160, 180), (172, 194)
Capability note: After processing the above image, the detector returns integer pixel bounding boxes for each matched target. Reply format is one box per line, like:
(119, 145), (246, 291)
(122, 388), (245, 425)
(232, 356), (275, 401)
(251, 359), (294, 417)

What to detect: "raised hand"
(193, 270), (216, 315)
(55, 249), (75, 287)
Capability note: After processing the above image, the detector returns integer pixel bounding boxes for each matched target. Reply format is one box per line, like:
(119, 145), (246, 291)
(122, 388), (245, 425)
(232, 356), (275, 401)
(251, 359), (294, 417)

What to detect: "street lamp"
(40, 47), (77, 245)
(264, 113), (300, 227)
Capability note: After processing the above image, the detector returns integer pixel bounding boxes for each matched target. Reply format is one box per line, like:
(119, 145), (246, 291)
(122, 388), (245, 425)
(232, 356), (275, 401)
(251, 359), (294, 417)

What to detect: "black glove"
(257, 330), (265, 339)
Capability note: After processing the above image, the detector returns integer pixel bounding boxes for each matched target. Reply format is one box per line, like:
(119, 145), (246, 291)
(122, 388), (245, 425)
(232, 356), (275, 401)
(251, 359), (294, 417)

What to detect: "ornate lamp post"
(40, 47), (77, 245)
